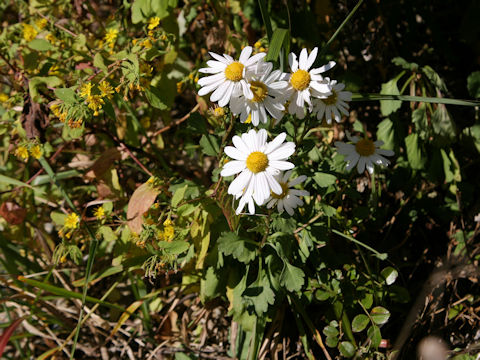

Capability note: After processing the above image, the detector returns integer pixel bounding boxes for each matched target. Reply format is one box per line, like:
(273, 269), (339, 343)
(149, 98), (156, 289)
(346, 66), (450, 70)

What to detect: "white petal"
(228, 170), (252, 194)
(245, 52), (267, 67)
(299, 48), (308, 70)
(306, 47), (318, 70)
(266, 172), (282, 195)
(221, 160), (246, 177)
(288, 175), (307, 187)
(209, 52), (230, 64)
(268, 143), (295, 160)
(270, 160), (295, 170)
(356, 157), (366, 174)
(218, 81), (235, 107)
(210, 81), (230, 103)
(224, 146), (247, 160)
(232, 135), (250, 154)
(265, 133), (287, 154)
(288, 52), (298, 72)
(197, 72), (225, 86)
(239, 46), (253, 64)
(377, 148), (394, 157)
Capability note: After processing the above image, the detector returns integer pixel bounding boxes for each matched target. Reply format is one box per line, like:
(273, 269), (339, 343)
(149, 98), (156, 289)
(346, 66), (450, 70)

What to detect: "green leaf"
(431, 104), (456, 146)
(98, 226), (116, 242)
(338, 341), (356, 358)
(279, 262), (305, 292)
(200, 134), (220, 156)
(131, 0), (151, 23)
(200, 266), (222, 301)
(325, 335), (339, 348)
(313, 172), (336, 187)
(0, 174), (44, 194)
(352, 314), (369, 332)
(54, 87), (77, 103)
(171, 184), (188, 208)
(370, 306), (390, 325)
(380, 267), (398, 285)
(440, 148), (461, 183)
(359, 292), (373, 309)
(323, 325), (339, 338)
(467, 71), (480, 98)
(392, 57), (419, 72)
(29, 76), (62, 102)
(422, 65), (448, 93)
(405, 133), (425, 170)
(376, 118), (395, 150)
(367, 325), (381, 348)
(93, 53), (108, 72)
(217, 232), (256, 264)
(412, 105), (428, 139)
(28, 39), (53, 51)
(266, 28), (288, 62)
(144, 86), (169, 110)
(50, 211), (67, 226)
(380, 74), (403, 116)
(158, 240), (190, 255)
(243, 271), (275, 315)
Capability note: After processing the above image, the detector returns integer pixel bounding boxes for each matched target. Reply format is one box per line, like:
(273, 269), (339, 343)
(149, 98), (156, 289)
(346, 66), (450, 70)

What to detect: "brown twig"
(153, 103), (201, 136)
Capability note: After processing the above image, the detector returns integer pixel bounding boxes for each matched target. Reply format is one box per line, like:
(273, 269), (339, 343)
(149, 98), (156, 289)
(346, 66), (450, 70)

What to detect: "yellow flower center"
(246, 151), (268, 173)
(250, 81), (268, 103)
(290, 69), (311, 91)
(224, 62), (244, 82)
(355, 138), (376, 157)
(271, 182), (289, 199)
(323, 90), (338, 105)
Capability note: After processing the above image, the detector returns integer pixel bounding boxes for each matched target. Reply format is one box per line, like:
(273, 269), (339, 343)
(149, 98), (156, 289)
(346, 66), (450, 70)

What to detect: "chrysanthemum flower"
(221, 129), (295, 206)
(266, 171), (309, 216)
(197, 46), (266, 107)
(313, 79), (352, 124)
(285, 47), (335, 119)
(335, 132), (395, 174)
(229, 61), (288, 126)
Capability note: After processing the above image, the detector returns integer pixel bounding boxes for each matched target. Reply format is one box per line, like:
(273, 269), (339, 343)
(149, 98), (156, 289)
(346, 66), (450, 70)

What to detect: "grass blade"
(352, 93), (480, 106)
(258, 0), (273, 40)
(332, 229), (387, 260)
(266, 28), (289, 62)
(0, 316), (26, 358)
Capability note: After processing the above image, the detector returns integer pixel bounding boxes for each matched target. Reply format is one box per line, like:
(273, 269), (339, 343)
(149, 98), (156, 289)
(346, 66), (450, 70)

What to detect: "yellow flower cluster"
(79, 81), (115, 116)
(22, 24), (38, 42)
(93, 206), (105, 220)
(58, 212), (80, 239)
(15, 144), (43, 160)
(99, 81), (114, 99)
(35, 18), (48, 30)
(148, 17), (160, 30)
(0, 93), (8, 103)
(162, 218), (175, 242)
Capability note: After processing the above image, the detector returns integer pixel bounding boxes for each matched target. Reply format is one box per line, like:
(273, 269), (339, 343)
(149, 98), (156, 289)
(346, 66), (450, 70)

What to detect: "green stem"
(318, 0), (365, 58)
(332, 229), (387, 260)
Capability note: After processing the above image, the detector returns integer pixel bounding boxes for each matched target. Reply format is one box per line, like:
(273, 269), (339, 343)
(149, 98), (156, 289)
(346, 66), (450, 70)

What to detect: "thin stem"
(352, 93), (480, 106)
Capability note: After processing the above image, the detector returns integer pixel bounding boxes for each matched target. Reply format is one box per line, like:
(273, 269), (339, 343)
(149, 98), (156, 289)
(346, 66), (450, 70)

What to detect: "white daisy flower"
(229, 60), (288, 126)
(197, 46), (266, 107)
(266, 171), (310, 216)
(220, 129), (296, 206)
(313, 78), (352, 124)
(285, 47), (335, 119)
(334, 132), (395, 174)
(234, 191), (256, 215)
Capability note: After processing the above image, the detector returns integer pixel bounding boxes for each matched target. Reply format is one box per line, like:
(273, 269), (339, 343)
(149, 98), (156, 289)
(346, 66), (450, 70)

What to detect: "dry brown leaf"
(0, 202), (27, 225)
(85, 148), (121, 180)
(127, 182), (160, 234)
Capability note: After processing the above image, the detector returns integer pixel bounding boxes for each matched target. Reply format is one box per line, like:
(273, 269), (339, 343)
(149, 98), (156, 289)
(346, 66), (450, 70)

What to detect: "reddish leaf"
(0, 202), (27, 225)
(127, 182), (160, 234)
(0, 317), (26, 358)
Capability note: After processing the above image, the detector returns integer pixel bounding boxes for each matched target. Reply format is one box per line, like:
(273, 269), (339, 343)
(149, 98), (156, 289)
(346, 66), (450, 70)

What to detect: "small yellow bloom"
(48, 64), (60, 76)
(45, 33), (56, 44)
(259, 47), (266, 52)
(176, 81), (183, 94)
(254, 41), (262, 48)
(29, 145), (43, 159)
(99, 81), (114, 99)
(35, 18), (48, 29)
(188, 73), (194, 80)
(60, 255), (67, 263)
(64, 213), (79, 229)
(22, 24), (38, 42)
(59, 111), (68, 123)
(86, 95), (104, 115)
(194, 76), (199, 83)
(15, 146), (29, 160)
(244, 113), (252, 123)
(163, 218), (172, 227)
(0, 93), (8, 103)
(148, 30), (155, 39)
(142, 39), (152, 49)
(104, 28), (118, 44)
(79, 82), (93, 98)
(148, 17), (160, 30)
(213, 107), (225, 117)
(93, 206), (105, 220)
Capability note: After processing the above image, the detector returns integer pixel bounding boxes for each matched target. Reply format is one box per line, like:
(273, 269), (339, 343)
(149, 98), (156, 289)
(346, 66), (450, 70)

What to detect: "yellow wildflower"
(45, 33), (56, 44)
(176, 81), (183, 94)
(22, 24), (38, 42)
(0, 93), (8, 103)
(59, 111), (68, 122)
(259, 47), (266, 52)
(64, 213), (79, 229)
(148, 17), (160, 30)
(104, 28), (118, 44)
(79, 82), (93, 98)
(194, 75), (199, 83)
(142, 39), (152, 49)
(148, 30), (155, 39)
(86, 95), (104, 116)
(68, 118), (83, 128)
(35, 18), (48, 29)
(48, 64), (60, 76)
(99, 81), (114, 99)
(29, 145), (43, 159)
(93, 206), (105, 220)
(254, 41), (262, 48)
(163, 219), (174, 241)
(15, 146), (29, 160)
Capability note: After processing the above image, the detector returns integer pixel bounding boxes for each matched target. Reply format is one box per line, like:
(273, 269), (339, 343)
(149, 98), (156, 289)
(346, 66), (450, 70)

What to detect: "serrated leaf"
(98, 226), (116, 242)
(392, 57), (419, 71)
(200, 134), (220, 156)
(380, 77), (402, 116)
(243, 271), (275, 315)
(28, 39), (53, 51)
(126, 182), (160, 234)
(405, 133), (426, 170)
(422, 65), (448, 93)
(467, 71), (480, 98)
(172, 184), (187, 208)
(380, 267), (398, 285)
(432, 104), (456, 146)
(370, 306), (390, 325)
(352, 314), (369, 332)
(338, 341), (356, 358)
(217, 232), (256, 263)
(266, 28), (288, 62)
(131, 0), (151, 23)
(145, 86), (168, 110)
(279, 262), (305, 292)
(93, 53), (108, 72)
(313, 172), (336, 187)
